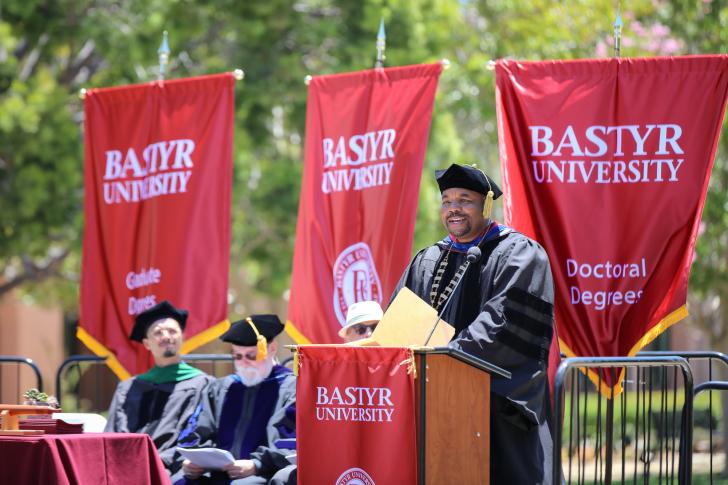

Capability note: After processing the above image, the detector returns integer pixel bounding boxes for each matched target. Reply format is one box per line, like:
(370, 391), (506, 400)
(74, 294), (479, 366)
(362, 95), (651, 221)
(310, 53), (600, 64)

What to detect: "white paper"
(176, 447), (235, 469)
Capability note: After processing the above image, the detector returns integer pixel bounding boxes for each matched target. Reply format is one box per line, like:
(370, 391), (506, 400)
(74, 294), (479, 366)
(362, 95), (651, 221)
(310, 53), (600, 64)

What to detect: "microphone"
(423, 246), (482, 346)
(466, 246), (482, 264)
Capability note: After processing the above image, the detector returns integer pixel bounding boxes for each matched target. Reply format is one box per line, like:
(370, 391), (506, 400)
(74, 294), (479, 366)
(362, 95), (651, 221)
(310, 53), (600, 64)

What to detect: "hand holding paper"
(176, 447), (235, 470)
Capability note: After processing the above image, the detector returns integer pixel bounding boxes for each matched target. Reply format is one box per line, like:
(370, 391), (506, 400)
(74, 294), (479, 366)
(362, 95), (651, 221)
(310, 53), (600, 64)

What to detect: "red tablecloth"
(0, 433), (170, 485)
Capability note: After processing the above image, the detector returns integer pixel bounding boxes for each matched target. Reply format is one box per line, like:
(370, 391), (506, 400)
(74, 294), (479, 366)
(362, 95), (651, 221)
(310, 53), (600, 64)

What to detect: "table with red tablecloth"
(0, 432), (170, 485)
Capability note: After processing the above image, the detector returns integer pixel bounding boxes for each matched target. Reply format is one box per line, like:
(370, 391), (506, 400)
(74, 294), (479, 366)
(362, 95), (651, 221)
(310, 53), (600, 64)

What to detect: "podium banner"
(296, 346), (417, 485)
(496, 56), (728, 390)
(287, 63), (442, 344)
(79, 74), (235, 378)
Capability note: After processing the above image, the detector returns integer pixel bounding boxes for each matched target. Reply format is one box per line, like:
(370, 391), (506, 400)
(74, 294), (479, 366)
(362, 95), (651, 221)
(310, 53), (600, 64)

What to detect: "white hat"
(338, 301), (383, 338)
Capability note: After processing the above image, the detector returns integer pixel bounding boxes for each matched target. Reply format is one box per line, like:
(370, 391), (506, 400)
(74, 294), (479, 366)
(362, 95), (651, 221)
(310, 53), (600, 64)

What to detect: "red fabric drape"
(80, 74), (234, 376)
(296, 346), (417, 484)
(288, 64), (442, 343)
(0, 433), (169, 485)
(496, 56), (728, 390)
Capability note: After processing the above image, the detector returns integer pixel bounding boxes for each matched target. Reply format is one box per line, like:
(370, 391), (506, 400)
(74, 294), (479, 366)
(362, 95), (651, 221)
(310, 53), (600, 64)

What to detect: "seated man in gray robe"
(105, 300), (214, 475)
(177, 315), (296, 485)
(393, 163), (557, 484)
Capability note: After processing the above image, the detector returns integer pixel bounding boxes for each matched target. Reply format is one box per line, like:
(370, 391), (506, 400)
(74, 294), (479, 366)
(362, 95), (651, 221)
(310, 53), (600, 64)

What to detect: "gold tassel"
(293, 349), (300, 377)
(483, 190), (494, 219)
(246, 317), (268, 361)
(399, 348), (417, 378)
(471, 164), (494, 220)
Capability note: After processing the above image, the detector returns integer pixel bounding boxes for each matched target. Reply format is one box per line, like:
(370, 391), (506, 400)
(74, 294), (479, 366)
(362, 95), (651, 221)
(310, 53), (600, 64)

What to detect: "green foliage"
(22, 388), (49, 403)
(656, 0), (728, 349)
(1, 0), (727, 330)
(563, 388), (722, 433)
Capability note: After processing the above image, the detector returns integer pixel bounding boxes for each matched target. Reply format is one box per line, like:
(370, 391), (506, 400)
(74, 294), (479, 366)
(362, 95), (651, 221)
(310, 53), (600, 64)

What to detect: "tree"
(3, 0), (725, 350)
(656, 0), (728, 471)
(0, 0), (184, 306)
(0, 0), (474, 315)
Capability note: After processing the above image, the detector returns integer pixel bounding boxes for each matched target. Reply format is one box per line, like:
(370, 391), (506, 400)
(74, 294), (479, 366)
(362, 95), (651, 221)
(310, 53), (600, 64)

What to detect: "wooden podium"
(318, 289), (512, 483)
(413, 348), (510, 485)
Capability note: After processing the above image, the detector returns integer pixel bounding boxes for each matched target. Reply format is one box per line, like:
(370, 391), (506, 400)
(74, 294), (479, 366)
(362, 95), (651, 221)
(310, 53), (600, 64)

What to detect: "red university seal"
(335, 467), (376, 485)
(332, 242), (382, 327)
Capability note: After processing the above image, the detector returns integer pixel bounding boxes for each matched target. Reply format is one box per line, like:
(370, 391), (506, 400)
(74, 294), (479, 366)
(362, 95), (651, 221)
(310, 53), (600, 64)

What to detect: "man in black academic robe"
(178, 315), (296, 485)
(105, 300), (214, 475)
(393, 163), (557, 484)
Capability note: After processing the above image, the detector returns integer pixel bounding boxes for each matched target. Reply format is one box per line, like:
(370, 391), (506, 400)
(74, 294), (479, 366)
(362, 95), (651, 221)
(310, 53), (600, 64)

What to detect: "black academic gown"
(394, 227), (556, 484)
(105, 372), (214, 473)
(177, 365), (296, 485)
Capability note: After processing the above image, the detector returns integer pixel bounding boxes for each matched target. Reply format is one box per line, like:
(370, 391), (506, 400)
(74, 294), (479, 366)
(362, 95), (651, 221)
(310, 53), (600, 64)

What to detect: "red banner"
(287, 64), (442, 343)
(79, 74), (234, 378)
(296, 346), (417, 484)
(496, 56), (728, 390)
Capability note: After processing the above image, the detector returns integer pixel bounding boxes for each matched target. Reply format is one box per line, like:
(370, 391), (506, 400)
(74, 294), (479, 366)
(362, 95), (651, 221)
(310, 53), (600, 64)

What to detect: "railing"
(0, 356), (44, 403)
(640, 350), (728, 482)
(55, 354), (235, 412)
(50, 350), (725, 482)
(693, 381), (728, 485)
(553, 356), (694, 485)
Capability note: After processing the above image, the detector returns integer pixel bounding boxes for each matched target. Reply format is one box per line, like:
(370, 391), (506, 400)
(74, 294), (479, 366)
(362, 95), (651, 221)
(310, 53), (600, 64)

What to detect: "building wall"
(0, 291), (64, 404)
(670, 318), (715, 383)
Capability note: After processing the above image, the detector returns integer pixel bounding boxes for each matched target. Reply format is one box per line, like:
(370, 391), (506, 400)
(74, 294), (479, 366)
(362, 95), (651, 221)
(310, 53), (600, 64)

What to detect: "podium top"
(287, 344), (512, 379)
(414, 347), (511, 379)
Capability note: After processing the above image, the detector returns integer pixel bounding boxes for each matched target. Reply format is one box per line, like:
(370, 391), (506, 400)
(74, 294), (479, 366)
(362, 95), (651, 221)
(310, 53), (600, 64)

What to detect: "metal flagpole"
(158, 31), (170, 81)
(613, 4), (623, 57)
(606, 0), (620, 453)
(303, 18), (450, 84)
(375, 17), (386, 68)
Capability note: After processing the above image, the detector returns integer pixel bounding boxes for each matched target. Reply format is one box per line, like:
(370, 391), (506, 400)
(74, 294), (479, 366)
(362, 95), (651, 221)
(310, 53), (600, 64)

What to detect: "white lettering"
(104, 150), (123, 180)
(530, 126), (553, 156)
(101, 139), (197, 204)
(313, 386), (396, 423)
(128, 295), (157, 315)
(125, 267), (162, 290)
(657, 124), (684, 155)
(553, 126), (584, 156)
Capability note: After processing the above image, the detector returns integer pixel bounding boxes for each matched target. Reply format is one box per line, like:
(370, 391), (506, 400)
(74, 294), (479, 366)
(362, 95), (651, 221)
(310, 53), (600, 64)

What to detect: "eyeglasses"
(231, 351), (259, 361)
(350, 323), (377, 336)
(441, 199), (481, 210)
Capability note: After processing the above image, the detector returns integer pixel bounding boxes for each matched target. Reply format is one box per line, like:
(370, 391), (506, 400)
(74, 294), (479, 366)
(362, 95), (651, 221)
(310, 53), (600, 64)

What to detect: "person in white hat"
(338, 301), (384, 343)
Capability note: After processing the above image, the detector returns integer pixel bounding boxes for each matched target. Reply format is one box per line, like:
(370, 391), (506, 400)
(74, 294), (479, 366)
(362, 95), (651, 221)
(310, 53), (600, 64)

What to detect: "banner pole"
(375, 17), (386, 68)
(158, 30), (170, 81)
(613, 4), (623, 57)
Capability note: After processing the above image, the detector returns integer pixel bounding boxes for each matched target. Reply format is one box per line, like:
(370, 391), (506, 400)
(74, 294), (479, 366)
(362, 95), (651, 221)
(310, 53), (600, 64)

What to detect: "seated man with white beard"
(178, 315), (296, 485)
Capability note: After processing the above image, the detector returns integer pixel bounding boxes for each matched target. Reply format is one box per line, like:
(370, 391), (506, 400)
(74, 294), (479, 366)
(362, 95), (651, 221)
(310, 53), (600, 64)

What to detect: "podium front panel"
(415, 353), (490, 485)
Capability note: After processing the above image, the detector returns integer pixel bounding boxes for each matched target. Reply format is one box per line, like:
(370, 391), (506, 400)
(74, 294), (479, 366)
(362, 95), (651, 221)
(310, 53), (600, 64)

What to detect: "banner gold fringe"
(77, 318), (232, 381)
(181, 319), (231, 354)
(76, 326), (131, 381)
(560, 304), (689, 399)
(285, 320), (312, 345)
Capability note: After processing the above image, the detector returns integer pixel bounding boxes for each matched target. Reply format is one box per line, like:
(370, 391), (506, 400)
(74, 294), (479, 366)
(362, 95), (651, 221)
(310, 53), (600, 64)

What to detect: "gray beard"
(235, 359), (274, 387)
